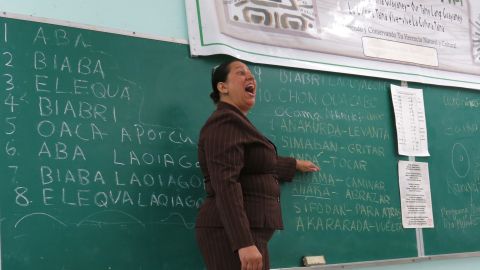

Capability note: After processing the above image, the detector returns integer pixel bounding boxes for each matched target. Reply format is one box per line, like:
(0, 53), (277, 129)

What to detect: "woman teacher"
(196, 58), (320, 270)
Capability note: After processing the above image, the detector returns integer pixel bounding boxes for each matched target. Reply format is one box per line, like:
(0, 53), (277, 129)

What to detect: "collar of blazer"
(216, 101), (277, 154)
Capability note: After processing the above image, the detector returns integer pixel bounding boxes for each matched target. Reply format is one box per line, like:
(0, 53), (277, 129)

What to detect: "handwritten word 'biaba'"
(41, 165), (105, 186)
(34, 51), (104, 79)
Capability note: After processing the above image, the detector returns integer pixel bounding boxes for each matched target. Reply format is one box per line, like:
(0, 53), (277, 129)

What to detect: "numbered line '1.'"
(3, 22), (7, 43)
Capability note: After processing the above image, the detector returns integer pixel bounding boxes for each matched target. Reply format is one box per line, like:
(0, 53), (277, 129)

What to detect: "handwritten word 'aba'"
(33, 27), (92, 48)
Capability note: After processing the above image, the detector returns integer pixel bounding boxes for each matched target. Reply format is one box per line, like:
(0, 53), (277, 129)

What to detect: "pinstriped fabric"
(203, 107), (253, 250)
(196, 228), (274, 270)
(276, 156), (297, 181)
(195, 102), (297, 258)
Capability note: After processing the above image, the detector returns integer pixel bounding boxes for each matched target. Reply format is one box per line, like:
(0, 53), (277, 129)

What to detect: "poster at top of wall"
(186, 0), (480, 90)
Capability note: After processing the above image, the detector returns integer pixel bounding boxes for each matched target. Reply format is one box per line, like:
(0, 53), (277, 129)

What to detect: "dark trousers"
(196, 227), (275, 270)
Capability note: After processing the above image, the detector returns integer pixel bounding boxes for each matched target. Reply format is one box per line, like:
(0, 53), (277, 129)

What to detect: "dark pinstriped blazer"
(195, 102), (296, 252)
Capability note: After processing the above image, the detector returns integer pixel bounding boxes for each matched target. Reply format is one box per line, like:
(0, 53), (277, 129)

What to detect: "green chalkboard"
(8, 15), (480, 270)
(418, 83), (480, 255)
(0, 16), (213, 270)
(250, 67), (417, 267)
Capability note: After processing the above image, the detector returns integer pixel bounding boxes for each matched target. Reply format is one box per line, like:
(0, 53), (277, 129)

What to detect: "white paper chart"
(391, 85), (430, 157)
(398, 161), (434, 228)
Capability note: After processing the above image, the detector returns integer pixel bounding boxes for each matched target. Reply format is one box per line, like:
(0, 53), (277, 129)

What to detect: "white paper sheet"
(398, 160), (434, 228)
(391, 85), (430, 156)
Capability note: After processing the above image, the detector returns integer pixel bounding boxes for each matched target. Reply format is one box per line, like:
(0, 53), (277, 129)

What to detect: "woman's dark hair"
(210, 57), (241, 104)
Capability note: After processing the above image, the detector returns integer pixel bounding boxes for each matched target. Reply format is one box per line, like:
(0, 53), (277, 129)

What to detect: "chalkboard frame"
(1, 12), (480, 270)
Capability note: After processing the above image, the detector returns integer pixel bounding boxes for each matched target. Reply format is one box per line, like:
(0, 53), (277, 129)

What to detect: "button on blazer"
(196, 102), (296, 252)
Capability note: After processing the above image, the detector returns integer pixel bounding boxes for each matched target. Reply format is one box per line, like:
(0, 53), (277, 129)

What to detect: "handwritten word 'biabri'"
(38, 96), (117, 122)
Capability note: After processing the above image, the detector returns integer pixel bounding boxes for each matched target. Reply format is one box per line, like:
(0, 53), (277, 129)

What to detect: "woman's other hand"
(296, 159), (320, 172)
(238, 245), (263, 270)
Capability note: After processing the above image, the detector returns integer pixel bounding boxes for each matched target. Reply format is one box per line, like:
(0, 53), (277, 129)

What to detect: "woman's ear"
(217, 82), (228, 94)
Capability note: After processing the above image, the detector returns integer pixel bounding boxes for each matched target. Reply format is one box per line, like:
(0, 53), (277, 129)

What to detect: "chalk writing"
(120, 124), (194, 145)
(451, 143), (470, 178)
(14, 212), (67, 228)
(76, 209), (145, 228)
(253, 66), (404, 238)
(1, 23), (205, 239)
(33, 26), (91, 48)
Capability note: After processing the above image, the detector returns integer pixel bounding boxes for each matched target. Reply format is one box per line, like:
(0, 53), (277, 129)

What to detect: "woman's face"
(218, 61), (256, 114)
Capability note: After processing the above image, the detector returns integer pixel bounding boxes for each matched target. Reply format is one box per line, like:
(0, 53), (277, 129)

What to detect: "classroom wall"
(1, 1), (479, 269)
(0, 0), (188, 41)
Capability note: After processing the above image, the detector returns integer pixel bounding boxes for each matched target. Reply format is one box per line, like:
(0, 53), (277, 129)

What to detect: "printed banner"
(186, 0), (480, 90)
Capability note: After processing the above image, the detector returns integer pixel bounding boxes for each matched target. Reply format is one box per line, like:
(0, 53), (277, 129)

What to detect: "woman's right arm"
(296, 159), (320, 172)
(238, 245), (263, 270)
